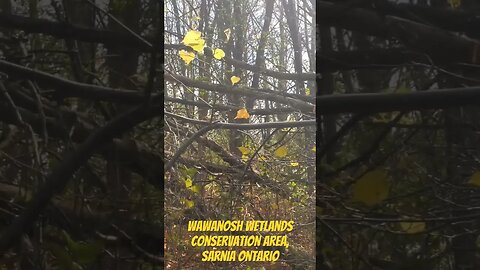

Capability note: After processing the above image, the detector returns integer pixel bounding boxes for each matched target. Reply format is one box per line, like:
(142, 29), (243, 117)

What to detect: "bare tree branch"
(0, 104), (161, 255)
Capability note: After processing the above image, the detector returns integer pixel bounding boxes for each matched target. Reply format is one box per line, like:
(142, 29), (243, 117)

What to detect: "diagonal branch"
(0, 11), (150, 49)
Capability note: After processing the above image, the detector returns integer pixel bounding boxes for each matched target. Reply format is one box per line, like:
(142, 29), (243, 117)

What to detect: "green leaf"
(185, 167), (198, 177)
(48, 243), (74, 270)
(190, 185), (200, 193)
(63, 230), (75, 249)
(71, 240), (104, 265)
(62, 231), (104, 266)
(231, 76), (241, 85)
(185, 178), (193, 188)
(183, 199), (195, 208)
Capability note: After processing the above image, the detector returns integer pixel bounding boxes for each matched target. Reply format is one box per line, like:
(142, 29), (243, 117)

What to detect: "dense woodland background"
(317, 0), (480, 269)
(1, 0), (480, 269)
(165, 0), (315, 269)
(0, 0), (162, 269)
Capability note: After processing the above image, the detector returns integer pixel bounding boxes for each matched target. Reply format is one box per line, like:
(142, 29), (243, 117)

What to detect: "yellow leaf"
(231, 76), (241, 85)
(179, 50), (195, 65)
(241, 155), (249, 162)
(183, 199), (195, 208)
(290, 162), (299, 167)
(468, 171), (480, 187)
(259, 155), (268, 161)
(224, 28), (231, 42)
(190, 185), (200, 193)
(238, 146), (251, 155)
(213, 48), (225, 60)
(448, 0), (461, 8)
(234, 108), (250, 119)
(274, 146), (288, 158)
(305, 88), (311, 95)
(191, 16), (201, 21)
(400, 222), (425, 234)
(182, 30), (205, 52)
(352, 170), (389, 206)
(312, 146), (316, 152)
(185, 178), (193, 188)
